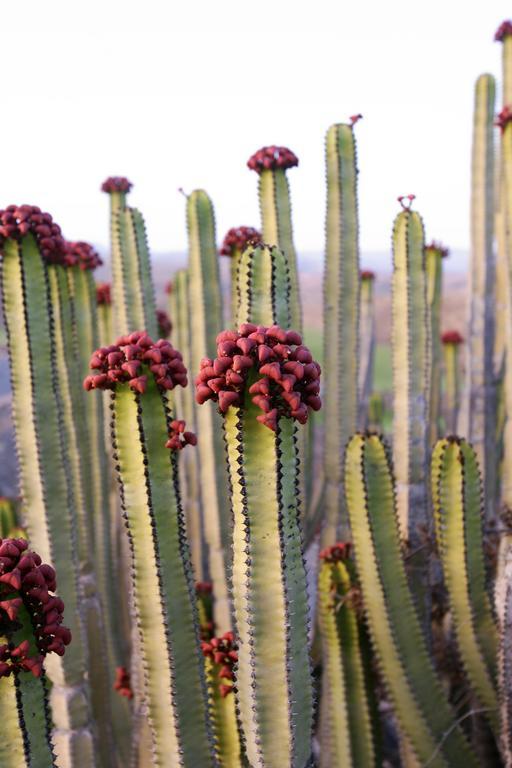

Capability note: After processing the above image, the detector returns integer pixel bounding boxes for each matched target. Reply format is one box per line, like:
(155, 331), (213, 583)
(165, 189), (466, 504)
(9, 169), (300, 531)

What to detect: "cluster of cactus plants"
(3, 19), (512, 768)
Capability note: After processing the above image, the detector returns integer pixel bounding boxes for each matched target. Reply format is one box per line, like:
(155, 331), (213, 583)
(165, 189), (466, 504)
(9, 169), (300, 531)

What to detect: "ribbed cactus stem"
(358, 271), (375, 430)
(102, 178), (131, 337)
(495, 527), (512, 764)
(442, 333), (463, 434)
(459, 74), (496, 522)
(187, 189), (231, 631)
(323, 122), (360, 542)
(425, 244), (445, 445)
(201, 633), (241, 767)
(220, 227), (262, 327)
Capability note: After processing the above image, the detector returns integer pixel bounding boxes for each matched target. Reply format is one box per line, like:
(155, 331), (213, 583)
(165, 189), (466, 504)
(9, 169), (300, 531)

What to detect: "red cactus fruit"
(441, 330), (464, 345)
(201, 632), (237, 697)
(195, 324), (321, 431)
(495, 21), (512, 42)
(496, 106), (512, 133)
(64, 241), (103, 270)
(0, 205), (66, 264)
(0, 537), (71, 678)
(247, 146), (299, 174)
(425, 241), (449, 259)
(113, 666), (133, 699)
(156, 309), (172, 338)
(219, 226), (262, 257)
(165, 420), (197, 451)
(320, 542), (352, 563)
(101, 177), (133, 194)
(360, 269), (375, 281)
(96, 282), (112, 306)
(84, 331), (188, 394)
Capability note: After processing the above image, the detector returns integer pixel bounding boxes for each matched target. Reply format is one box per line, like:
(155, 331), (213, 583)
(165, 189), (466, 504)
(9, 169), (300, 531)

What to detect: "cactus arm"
(495, 534), (512, 763)
(117, 208), (158, 337)
(97, 299), (113, 348)
(442, 342), (461, 434)
(187, 189), (231, 631)
(107, 189), (130, 336)
(229, 250), (242, 326)
(203, 655), (241, 767)
(426, 248), (443, 445)
(0, 672), (54, 768)
(358, 275), (375, 430)
(131, 208), (158, 337)
(235, 244), (291, 328)
(431, 439), (498, 732)
(345, 434), (478, 766)
(322, 123), (360, 542)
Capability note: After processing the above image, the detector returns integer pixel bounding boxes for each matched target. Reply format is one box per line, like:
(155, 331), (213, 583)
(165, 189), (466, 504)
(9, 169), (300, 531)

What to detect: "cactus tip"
(495, 20), (512, 41)
(441, 330), (464, 345)
(201, 632), (237, 695)
(101, 176), (133, 194)
(219, 226), (262, 257)
(247, 146), (299, 174)
(425, 240), (449, 258)
(96, 282), (112, 306)
(397, 194), (416, 210)
(113, 666), (133, 699)
(320, 542), (352, 563)
(360, 269), (375, 280)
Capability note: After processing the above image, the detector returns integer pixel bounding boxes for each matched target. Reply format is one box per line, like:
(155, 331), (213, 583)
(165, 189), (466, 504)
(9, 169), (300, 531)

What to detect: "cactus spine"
(425, 244), (445, 444)
(322, 122), (360, 542)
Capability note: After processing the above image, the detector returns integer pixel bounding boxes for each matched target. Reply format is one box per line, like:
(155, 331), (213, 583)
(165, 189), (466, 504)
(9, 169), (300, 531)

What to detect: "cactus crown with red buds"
(101, 176), (133, 194)
(495, 20), (512, 42)
(219, 226), (262, 257)
(165, 420), (197, 451)
(320, 542), (352, 563)
(64, 241), (103, 270)
(247, 146), (299, 174)
(195, 324), (322, 431)
(84, 331), (188, 395)
(96, 282), (112, 306)
(201, 632), (237, 698)
(0, 205), (66, 264)
(0, 537), (71, 679)
(441, 330), (464, 345)
(425, 241), (449, 258)
(360, 269), (375, 281)
(156, 308), (172, 338)
(496, 106), (512, 132)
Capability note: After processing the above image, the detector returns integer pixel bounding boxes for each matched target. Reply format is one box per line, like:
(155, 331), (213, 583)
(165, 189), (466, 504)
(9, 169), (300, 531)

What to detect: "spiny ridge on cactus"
(219, 225), (262, 256)
(442, 329), (464, 344)
(101, 176), (133, 193)
(195, 323), (321, 430)
(156, 308), (172, 337)
(201, 632), (237, 698)
(84, 331), (188, 394)
(96, 281), (111, 305)
(0, 205), (66, 262)
(0, 537), (71, 678)
(165, 419), (197, 451)
(247, 145), (299, 173)
(64, 240), (103, 270)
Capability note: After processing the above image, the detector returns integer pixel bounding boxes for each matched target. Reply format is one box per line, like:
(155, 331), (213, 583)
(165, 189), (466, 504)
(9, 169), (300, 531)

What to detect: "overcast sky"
(1, 1), (510, 263)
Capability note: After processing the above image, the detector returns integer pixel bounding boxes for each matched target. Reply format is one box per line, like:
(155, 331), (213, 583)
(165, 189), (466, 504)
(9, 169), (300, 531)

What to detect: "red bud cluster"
(196, 324), (321, 431)
(201, 632), (237, 698)
(0, 205), (66, 264)
(425, 241), (449, 259)
(0, 537), (71, 679)
(441, 330), (464, 345)
(101, 177), (133, 194)
(165, 420), (197, 451)
(360, 270), (375, 281)
(65, 241), (103, 270)
(156, 309), (172, 338)
(219, 226), (262, 257)
(320, 542), (352, 564)
(496, 106), (512, 133)
(84, 331), (188, 395)
(247, 146), (299, 174)
(495, 20), (512, 41)
(113, 666), (133, 699)
(96, 282), (112, 306)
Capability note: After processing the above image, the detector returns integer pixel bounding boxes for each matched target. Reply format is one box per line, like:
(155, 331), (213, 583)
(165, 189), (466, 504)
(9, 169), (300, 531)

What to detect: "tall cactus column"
(197, 243), (318, 768)
(442, 331), (464, 434)
(85, 332), (214, 767)
(220, 226), (262, 326)
(358, 270), (376, 430)
(425, 242), (447, 445)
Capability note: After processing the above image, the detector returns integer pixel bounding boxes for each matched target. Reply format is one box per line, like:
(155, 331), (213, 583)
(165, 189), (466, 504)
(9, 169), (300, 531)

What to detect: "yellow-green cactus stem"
(85, 331), (214, 767)
(220, 227), (262, 327)
(199, 244), (317, 768)
(344, 434), (478, 767)
(0, 498), (22, 538)
(431, 437), (499, 734)
(494, 521), (512, 763)
(0, 210), (95, 765)
(442, 331), (464, 434)
(96, 282), (113, 347)
(187, 189), (231, 631)
(425, 242), (447, 445)
(358, 270), (375, 430)
(317, 543), (374, 767)
(322, 121), (361, 542)
(101, 176), (132, 336)
(367, 392), (384, 432)
(458, 74), (497, 522)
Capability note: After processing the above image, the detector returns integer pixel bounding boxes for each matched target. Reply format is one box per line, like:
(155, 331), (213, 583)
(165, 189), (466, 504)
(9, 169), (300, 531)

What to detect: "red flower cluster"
(219, 226), (262, 257)
(201, 632), (237, 698)
(113, 666), (133, 699)
(65, 241), (103, 270)
(495, 20), (512, 41)
(101, 177), (133, 194)
(247, 146), (299, 174)
(425, 241), (449, 259)
(441, 330), (464, 345)
(84, 331), (188, 395)
(195, 324), (321, 431)
(96, 282), (112, 306)
(0, 538), (71, 679)
(360, 269), (375, 281)
(156, 309), (172, 338)
(0, 205), (66, 264)
(165, 420), (197, 451)
(496, 106), (512, 133)
(320, 542), (352, 563)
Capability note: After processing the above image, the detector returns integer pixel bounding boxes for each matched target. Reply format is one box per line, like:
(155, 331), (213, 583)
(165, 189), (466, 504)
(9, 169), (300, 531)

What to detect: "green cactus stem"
(0, 208), (95, 764)
(220, 227), (262, 326)
(358, 270), (375, 430)
(431, 437), (499, 734)
(317, 543), (374, 767)
(322, 121), (360, 543)
(458, 74), (496, 523)
(425, 242), (447, 445)
(0, 498), (22, 539)
(101, 176), (132, 336)
(344, 433), (478, 767)
(85, 331), (214, 766)
(442, 331), (464, 434)
(96, 282), (113, 347)
(187, 189), (231, 631)
(494, 523), (512, 763)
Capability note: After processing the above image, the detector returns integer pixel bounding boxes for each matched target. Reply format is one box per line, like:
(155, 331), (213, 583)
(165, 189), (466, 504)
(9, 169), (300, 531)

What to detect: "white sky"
(1, 0), (510, 259)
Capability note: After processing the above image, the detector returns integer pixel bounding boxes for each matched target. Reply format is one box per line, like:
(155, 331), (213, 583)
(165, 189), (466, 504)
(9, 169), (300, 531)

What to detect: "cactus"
(0, 498), (23, 538)
(201, 632), (241, 767)
(495, 521), (512, 764)
(358, 270), (375, 430)
(197, 243), (318, 767)
(442, 330), (464, 433)
(322, 120), (361, 542)
(425, 242), (448, 444)
(459, 74), (497, 522)
(96, 282), (113, 347)
(220, 226), (262, 326)
(85, 331), (213, 766)
(186, 189), (231, 631)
